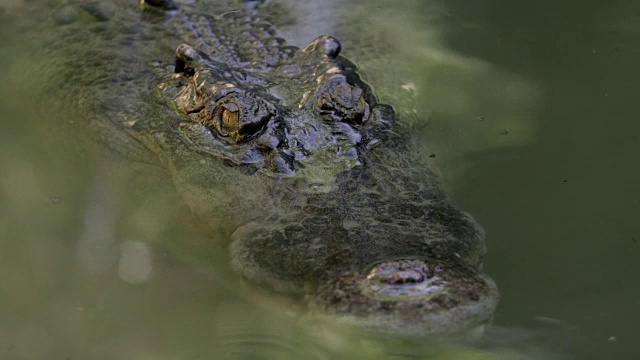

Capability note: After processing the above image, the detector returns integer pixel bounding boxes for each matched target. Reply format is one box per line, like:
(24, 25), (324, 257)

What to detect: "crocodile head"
(153, 11), (498, 336)
(230, 195), (499, 336)
(161, 35), (393, 181)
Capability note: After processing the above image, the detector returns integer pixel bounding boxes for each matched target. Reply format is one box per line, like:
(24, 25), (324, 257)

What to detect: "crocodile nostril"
(361, 259), (447, 301)
(367, 260), (431, 286)
(377, 268), (425, 285)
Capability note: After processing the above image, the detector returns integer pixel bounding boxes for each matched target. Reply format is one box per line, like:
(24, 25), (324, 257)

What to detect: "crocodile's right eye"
(315, 74), (370, 124)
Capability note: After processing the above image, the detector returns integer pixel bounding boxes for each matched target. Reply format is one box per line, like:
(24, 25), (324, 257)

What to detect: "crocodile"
(32, 0), (499, 335)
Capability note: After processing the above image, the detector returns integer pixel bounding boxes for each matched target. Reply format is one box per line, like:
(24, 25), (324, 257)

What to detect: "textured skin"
(229, 135), (498, 334)
(33, 0), (498, 335)
(161, 11), (394, 178)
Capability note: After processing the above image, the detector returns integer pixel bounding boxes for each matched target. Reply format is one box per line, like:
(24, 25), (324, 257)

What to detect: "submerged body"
(33, 0), (498, 335)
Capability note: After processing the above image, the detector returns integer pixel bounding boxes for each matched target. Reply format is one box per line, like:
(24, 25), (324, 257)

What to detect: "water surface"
(0, 0), (638, 359)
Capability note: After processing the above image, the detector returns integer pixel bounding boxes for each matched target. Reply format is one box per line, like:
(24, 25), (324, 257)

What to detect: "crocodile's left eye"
(315, 74), (370, 124)
(208, 93), (275, 144)
(220, 103), (239, 133)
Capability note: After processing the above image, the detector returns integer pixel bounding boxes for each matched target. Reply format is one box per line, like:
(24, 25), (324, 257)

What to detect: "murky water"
(1, 0), (638, 359)
(443, 1), (640, 358)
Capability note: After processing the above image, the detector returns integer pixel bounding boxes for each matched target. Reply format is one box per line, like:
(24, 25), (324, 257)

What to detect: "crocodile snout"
(314, 257), (499, 335)
(362, 259), (447, 300)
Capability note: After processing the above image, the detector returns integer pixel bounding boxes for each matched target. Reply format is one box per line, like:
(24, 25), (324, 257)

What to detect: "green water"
(444, 1), (640, 358)
(1, 0), (638, 359)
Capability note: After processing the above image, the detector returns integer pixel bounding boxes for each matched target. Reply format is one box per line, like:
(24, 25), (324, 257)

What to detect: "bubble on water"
(76, 182), (118, 275)
(118, 240), (153, 284)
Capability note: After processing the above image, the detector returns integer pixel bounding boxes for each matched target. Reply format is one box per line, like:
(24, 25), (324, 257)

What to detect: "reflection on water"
(1, 0), (638, 358)
(275, 0), (541, 177)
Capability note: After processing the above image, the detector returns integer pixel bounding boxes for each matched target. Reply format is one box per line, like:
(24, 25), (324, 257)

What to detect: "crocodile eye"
(208, 95), (275, 144)
(316, 75), (370, 124)
(221, 104), (239, 133)
(178, 81), (274, 144)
